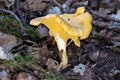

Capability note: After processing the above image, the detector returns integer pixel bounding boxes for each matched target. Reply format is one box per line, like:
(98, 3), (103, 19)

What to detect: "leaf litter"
(0, 0), (120, 80)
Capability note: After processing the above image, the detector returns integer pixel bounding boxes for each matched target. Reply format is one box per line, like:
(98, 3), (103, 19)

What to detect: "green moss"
(0, 54), (38, 70)
(6, 54), (38, 69)
(44, 72), (63, 80)
(111, 46), (120, 52)
(23, 23), (40, 41)
(0, 13), (40, 41)
(0, 13), (22, 37)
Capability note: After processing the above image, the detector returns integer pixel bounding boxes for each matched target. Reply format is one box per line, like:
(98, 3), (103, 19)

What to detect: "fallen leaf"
(16, 72), (37, 80)
(0, 32), (18, 52)
(0, 0), (15, 8)
(88, 0), (100, 10)
(46, 58), (61, 71)
(31, 45), (51, 66)
(21, 0), (47, 11)
(89, 50), (100, 62)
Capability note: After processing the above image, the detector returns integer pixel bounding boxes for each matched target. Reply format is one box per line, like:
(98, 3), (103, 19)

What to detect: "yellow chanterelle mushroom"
(30, 7), (92, 69)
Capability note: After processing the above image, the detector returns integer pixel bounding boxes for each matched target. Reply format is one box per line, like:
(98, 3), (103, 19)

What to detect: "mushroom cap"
(75, 7), (85, 15)
(30, 7), (92, 47)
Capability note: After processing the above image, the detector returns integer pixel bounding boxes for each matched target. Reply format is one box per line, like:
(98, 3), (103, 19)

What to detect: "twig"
(24, 0), (28, 21)
(0, 8), (26, 34)
(87, 7), (120, 23)
(52, 0), (62, 9)
(15, 0), (26, 23)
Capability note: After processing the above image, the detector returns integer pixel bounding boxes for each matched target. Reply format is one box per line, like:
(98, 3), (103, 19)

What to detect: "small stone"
(73, 63), (86, 76)
(0, 47), (13, 60)
(48, 6), (61, 15)
(0, 70), (9, 80)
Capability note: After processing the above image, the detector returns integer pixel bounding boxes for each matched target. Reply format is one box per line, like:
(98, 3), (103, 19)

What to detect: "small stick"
(52, 0), (62, 9)
(15, 0), (26, 23)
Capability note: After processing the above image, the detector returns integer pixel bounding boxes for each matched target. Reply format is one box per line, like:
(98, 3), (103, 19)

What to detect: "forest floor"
(0, 0), (120, 80)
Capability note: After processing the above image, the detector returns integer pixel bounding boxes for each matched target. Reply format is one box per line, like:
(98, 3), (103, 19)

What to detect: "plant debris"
(0, 0), (120, 80)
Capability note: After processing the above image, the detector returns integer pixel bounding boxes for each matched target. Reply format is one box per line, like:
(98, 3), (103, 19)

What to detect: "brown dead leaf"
(88, 0), (100, 10)
(98, 8), (115, 15)
(31, 45), (51, 66)
(0, 0), (15, 8)
(0, 32), (18, 52)
(88, 50), (100, 62)
(99, 29), (114, 39)
(46, 58), (60, 71)
(16, 72), (37, 80)
(21, 0), (48, 11)
(100, 0), (111, 8)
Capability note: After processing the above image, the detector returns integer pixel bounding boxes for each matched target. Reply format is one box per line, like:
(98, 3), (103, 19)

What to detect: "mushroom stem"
(54, 33), (68, 69)
(61, 51), (68, 69)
